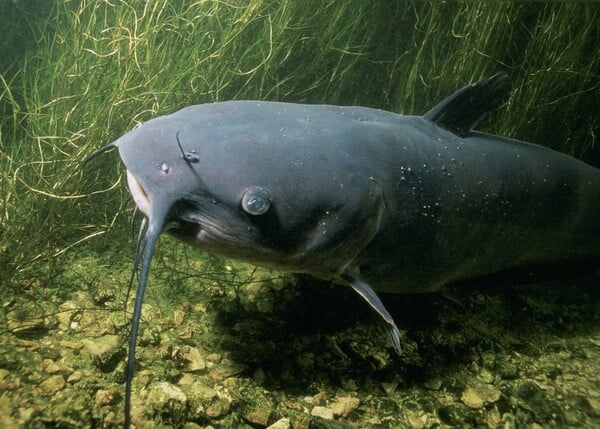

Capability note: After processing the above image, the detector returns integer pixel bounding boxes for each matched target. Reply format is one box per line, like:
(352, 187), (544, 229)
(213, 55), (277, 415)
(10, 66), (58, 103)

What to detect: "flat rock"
(311, 405), (334, 420)
(82, 335), (122, 371)
(146, 381), (187, 414)
(185, 380), (218, 405)
(173, 345), (206, 373)
(40, 374), (65, 392)
(42, 358), (74, 375)
(461, 382), (501, 409)
(6, 309), (46, 335)
(240, 390), (274, 426)
(330, 396), (360, 417)
(267, 417), (291, 429)
(205, 398), (230, 418)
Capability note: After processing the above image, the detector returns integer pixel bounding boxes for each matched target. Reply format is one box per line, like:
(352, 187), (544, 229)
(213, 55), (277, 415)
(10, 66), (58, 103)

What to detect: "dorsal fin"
(423, 72), (511, 136)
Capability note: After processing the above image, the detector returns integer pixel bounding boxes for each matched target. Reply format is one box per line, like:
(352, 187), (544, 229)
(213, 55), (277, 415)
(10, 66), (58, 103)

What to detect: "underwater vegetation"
(0, 1), (599, 428)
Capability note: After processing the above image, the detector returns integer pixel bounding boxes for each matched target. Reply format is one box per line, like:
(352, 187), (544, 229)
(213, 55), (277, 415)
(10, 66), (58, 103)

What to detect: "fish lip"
(126, 170), (151, 218)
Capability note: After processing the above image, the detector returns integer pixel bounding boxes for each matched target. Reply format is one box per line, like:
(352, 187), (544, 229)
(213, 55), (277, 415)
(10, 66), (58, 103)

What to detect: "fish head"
(114, 123), (279, 264)
(112, 102), (385, 274)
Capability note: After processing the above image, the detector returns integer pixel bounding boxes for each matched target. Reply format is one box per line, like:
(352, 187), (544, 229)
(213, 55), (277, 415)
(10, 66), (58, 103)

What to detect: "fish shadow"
(211, 271), (599, 390)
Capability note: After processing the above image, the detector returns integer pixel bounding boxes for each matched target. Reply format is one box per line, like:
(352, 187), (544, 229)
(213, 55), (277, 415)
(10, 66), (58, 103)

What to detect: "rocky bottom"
(0, 248), (598, 428)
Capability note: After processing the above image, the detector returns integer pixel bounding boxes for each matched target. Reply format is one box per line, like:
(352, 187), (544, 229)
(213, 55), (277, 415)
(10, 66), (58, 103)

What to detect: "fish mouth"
(126, 170), (151, 218)
(125, 169), (230, 243)
(125, 167), (282, 268)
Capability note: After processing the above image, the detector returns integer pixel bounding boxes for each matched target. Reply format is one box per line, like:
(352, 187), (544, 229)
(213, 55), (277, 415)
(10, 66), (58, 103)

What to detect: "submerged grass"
(0, 0), (598, 290)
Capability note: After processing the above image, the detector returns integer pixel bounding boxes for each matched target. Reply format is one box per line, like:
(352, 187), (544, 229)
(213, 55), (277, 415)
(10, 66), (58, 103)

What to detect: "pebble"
(245, 281), (266, 297)
(42, 358), (74, 376)
(497, 360), (519, 379)
(174, 345), (206, 373)
(186, 381), (218, 403)
(240, 389), (274, 426)
(311, 391), (327, 406)
(242, 405), (272, 426)
(341, 377), (359, 391)
(173, 309), (186, 326)
(146, 381), (187, 412)
(6, 309), (46, 335)
(40, 374), (65, 392)
(461, 382), (501, 409)
(95, 389), (117, 406)
(82, 335), (121, 371)
(206, 353), (222, 363)
(59, 340), (83, 350)
(478, 368), (495, 384)
(405, 410), (427, 429)
(267, 417), (291, 429)
(485, 406), (501, 427)
(92, 285), (115, 305)
(67, 371), (82, 384)
(0, 377), (20, 391)
(423, 377), (442, 391)
(209, 359), (246, 381)
(583, 397), (600, 417)
(193, 303), (207, 313)
(178, 373), (195, 385)
(77, 312), (116, 336)
(178, 324), (194, 339)
(564, 409), (584, 425)
(330, 396), (360, 417)
(56, 301), (79, 331)
(205, 398), (230, 418)
(0, 412), (19, 429)
(311, 406), (334, 420)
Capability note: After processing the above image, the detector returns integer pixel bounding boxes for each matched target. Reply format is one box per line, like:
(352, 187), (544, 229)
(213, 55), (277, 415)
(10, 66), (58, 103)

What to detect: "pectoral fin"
(341, 272), (402, 355)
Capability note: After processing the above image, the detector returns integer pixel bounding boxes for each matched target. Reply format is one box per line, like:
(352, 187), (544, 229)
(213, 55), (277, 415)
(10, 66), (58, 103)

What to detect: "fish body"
(120, 100), (600, 291)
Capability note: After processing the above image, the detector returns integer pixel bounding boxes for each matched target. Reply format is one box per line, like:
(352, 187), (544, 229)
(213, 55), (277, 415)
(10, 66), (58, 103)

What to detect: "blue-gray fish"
(93, 73), (599, 427)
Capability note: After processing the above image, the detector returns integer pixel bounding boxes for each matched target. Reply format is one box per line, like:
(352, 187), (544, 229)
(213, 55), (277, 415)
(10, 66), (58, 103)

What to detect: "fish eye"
(241, 187), (271, 216)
